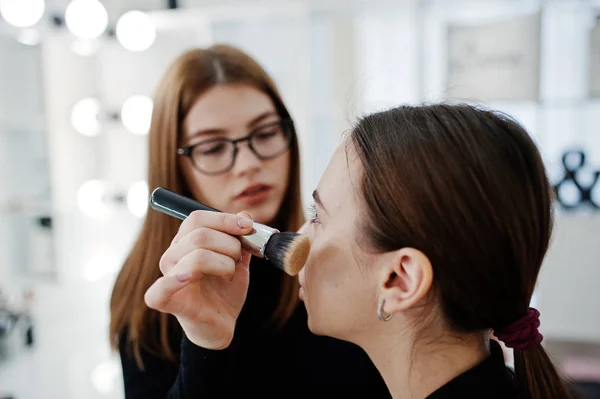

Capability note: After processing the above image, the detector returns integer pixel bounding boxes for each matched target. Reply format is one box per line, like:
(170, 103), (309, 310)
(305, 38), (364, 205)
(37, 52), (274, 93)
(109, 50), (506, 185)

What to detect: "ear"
(377, 248), (433, 316)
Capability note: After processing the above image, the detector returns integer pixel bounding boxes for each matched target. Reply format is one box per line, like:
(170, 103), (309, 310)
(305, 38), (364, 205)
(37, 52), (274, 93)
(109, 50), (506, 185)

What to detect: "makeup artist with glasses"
(109, 45), (390, 398)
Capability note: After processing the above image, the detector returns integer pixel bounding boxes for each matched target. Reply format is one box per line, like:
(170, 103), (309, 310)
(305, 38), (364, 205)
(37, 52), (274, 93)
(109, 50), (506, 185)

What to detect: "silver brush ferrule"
(239, 223), (279, 258)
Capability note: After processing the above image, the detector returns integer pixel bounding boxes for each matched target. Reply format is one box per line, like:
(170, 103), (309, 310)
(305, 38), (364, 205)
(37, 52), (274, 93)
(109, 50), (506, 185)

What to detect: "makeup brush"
(149, 187), (309, 276)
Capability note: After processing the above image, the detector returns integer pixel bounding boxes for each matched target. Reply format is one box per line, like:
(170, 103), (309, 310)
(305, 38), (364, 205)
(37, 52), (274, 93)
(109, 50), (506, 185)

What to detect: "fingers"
(173, 211), (254, 244)
(145, 274), (190, 312)
(237, 211), (252, 221)
(169, 249), (237, 280)
(150, 209), (254, 311)
(162, 211), (254, 275)
(236, 250), (252, 271)
(145, 249), (237, 311)
(161, 228), (243, 274)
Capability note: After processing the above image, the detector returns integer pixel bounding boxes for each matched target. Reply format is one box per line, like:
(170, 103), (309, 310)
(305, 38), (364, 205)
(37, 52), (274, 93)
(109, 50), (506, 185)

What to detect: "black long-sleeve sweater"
(118, 256), (391, 398)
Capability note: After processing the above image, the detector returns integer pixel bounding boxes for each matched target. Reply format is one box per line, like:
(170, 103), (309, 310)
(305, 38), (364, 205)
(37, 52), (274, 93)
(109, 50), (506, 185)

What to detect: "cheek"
(304, 229), (376, 337)
(304, 237), (350, 305)
(267, 152), (291, 189)
(180, 160), (231, 209)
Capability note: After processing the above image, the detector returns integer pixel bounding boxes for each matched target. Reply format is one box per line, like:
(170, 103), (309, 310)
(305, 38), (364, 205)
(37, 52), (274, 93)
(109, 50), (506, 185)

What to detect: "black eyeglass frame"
(177, 118), (295, 176)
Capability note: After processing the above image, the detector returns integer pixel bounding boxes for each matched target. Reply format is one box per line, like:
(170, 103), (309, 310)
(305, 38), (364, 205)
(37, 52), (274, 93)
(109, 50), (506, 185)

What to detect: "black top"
(119, 256), (391, 398)
(427, 340), (517, 399)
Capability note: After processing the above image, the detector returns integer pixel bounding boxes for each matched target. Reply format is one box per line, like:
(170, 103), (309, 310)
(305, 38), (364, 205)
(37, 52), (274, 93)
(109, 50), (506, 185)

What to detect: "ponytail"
(494, 308), (574, 399)
(513, 345), (575, 399)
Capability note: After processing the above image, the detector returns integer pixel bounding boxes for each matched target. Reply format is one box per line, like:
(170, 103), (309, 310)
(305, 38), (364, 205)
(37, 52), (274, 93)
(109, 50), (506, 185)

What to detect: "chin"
(248, 200), (281, 225)
(306, 318), (321, 335)
(247, 208), (277, 225)
(308, 318), (354, 343)
(306, 315), (331, 337)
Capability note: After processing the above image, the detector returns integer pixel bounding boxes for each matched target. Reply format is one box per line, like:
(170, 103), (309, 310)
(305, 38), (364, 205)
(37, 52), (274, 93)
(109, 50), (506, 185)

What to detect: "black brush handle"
(150, 187), (220, 220)
(149, 187), (278, 259)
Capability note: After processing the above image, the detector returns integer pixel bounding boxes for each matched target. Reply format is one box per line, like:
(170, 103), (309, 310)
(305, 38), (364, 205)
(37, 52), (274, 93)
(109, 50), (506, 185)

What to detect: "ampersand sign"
(553, 150), (600, 210)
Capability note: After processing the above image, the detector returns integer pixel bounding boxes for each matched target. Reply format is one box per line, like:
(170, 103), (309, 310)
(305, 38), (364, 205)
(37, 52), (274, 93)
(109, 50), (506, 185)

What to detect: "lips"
(298, 274), (305, 301)
(236, 183), (272, 198)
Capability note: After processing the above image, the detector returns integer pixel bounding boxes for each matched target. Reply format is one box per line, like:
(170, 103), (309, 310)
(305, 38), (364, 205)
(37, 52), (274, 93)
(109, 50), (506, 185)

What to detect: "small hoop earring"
(377, 298), (392, 322)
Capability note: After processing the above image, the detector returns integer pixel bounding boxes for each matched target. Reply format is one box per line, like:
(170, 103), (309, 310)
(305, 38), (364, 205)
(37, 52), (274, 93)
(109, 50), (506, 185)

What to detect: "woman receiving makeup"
(151, 102), (575, 398)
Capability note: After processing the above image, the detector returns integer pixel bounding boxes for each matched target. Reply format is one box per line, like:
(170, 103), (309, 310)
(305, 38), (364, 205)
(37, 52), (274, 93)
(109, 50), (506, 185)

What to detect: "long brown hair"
(109, 45), (304, 368)
(351, 103), (573, 399)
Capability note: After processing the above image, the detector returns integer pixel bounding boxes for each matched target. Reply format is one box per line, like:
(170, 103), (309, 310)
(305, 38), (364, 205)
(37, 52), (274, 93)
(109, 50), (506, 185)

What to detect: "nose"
(232, 141), (261, 176)
(297, 221), (310, 235)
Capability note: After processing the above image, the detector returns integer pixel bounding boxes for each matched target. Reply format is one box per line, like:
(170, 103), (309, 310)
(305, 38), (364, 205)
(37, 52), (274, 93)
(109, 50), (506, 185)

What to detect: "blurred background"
(0, 0), (599, 397)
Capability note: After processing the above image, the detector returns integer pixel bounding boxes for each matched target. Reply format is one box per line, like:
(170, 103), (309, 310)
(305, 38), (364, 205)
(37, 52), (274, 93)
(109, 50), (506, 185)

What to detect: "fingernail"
(237, 218), (253, 229)
(176, 272), (192, 283)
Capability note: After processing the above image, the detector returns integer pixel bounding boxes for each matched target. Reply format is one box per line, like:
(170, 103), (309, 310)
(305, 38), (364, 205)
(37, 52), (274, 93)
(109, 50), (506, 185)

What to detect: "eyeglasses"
(177, 118), (295, 175)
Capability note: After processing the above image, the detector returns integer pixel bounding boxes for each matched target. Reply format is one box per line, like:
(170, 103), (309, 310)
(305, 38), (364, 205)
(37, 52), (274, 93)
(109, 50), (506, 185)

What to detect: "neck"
(361, 328), (489, 399)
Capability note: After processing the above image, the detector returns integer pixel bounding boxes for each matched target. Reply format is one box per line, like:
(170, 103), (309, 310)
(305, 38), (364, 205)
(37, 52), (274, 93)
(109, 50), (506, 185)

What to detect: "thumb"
(237, 250), (252, 270)
(229, 250), (251, 282)
(237, 211), (253, 220)
(144, 274), (191, 312)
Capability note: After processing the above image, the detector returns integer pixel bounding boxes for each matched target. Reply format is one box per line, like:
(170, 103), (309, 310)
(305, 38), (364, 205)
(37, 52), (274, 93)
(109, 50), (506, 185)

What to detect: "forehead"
(184, 84), (276, 132)
(317, 143), (361, 216)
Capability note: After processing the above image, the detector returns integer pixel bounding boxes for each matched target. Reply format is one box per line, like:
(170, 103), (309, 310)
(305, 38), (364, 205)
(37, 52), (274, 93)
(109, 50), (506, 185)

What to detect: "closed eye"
(254, 131), (278, 141)
(200, 142), (228, 155)
(308, 203), (321, 224)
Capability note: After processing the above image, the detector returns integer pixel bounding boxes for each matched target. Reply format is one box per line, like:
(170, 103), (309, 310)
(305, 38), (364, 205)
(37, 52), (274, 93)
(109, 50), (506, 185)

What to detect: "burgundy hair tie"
(494, 307), (543, 350)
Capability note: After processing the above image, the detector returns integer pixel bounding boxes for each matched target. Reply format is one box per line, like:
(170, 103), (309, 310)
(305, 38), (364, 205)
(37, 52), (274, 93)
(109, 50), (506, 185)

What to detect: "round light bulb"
(65, 0), (108, 40)
(126, 180), (148, 218)
(90, 359), (120, 394)
(71, 97), (101, 136)
(116, 10), (156, 52)
(77, 180), (110, 220)
(121, 95), (153, 135)
(0, 0), (45, 28)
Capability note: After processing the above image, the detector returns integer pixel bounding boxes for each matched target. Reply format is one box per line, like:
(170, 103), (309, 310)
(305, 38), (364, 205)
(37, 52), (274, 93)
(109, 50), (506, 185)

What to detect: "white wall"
(0, 34), (51, 286)
(537, 213), (600, 343)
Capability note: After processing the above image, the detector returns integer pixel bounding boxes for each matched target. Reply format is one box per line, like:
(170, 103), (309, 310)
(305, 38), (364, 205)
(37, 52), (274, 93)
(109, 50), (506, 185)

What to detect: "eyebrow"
(312, 190), (328, 214)
(187, 111), (279, 140)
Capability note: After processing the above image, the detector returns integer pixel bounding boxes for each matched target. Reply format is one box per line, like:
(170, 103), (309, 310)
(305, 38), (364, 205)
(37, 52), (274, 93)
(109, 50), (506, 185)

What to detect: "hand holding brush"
(144, 188), (309, 349)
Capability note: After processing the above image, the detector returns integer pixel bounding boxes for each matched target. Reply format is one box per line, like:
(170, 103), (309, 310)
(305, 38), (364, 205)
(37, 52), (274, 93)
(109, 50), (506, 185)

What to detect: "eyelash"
(308, 203), (321, 224)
